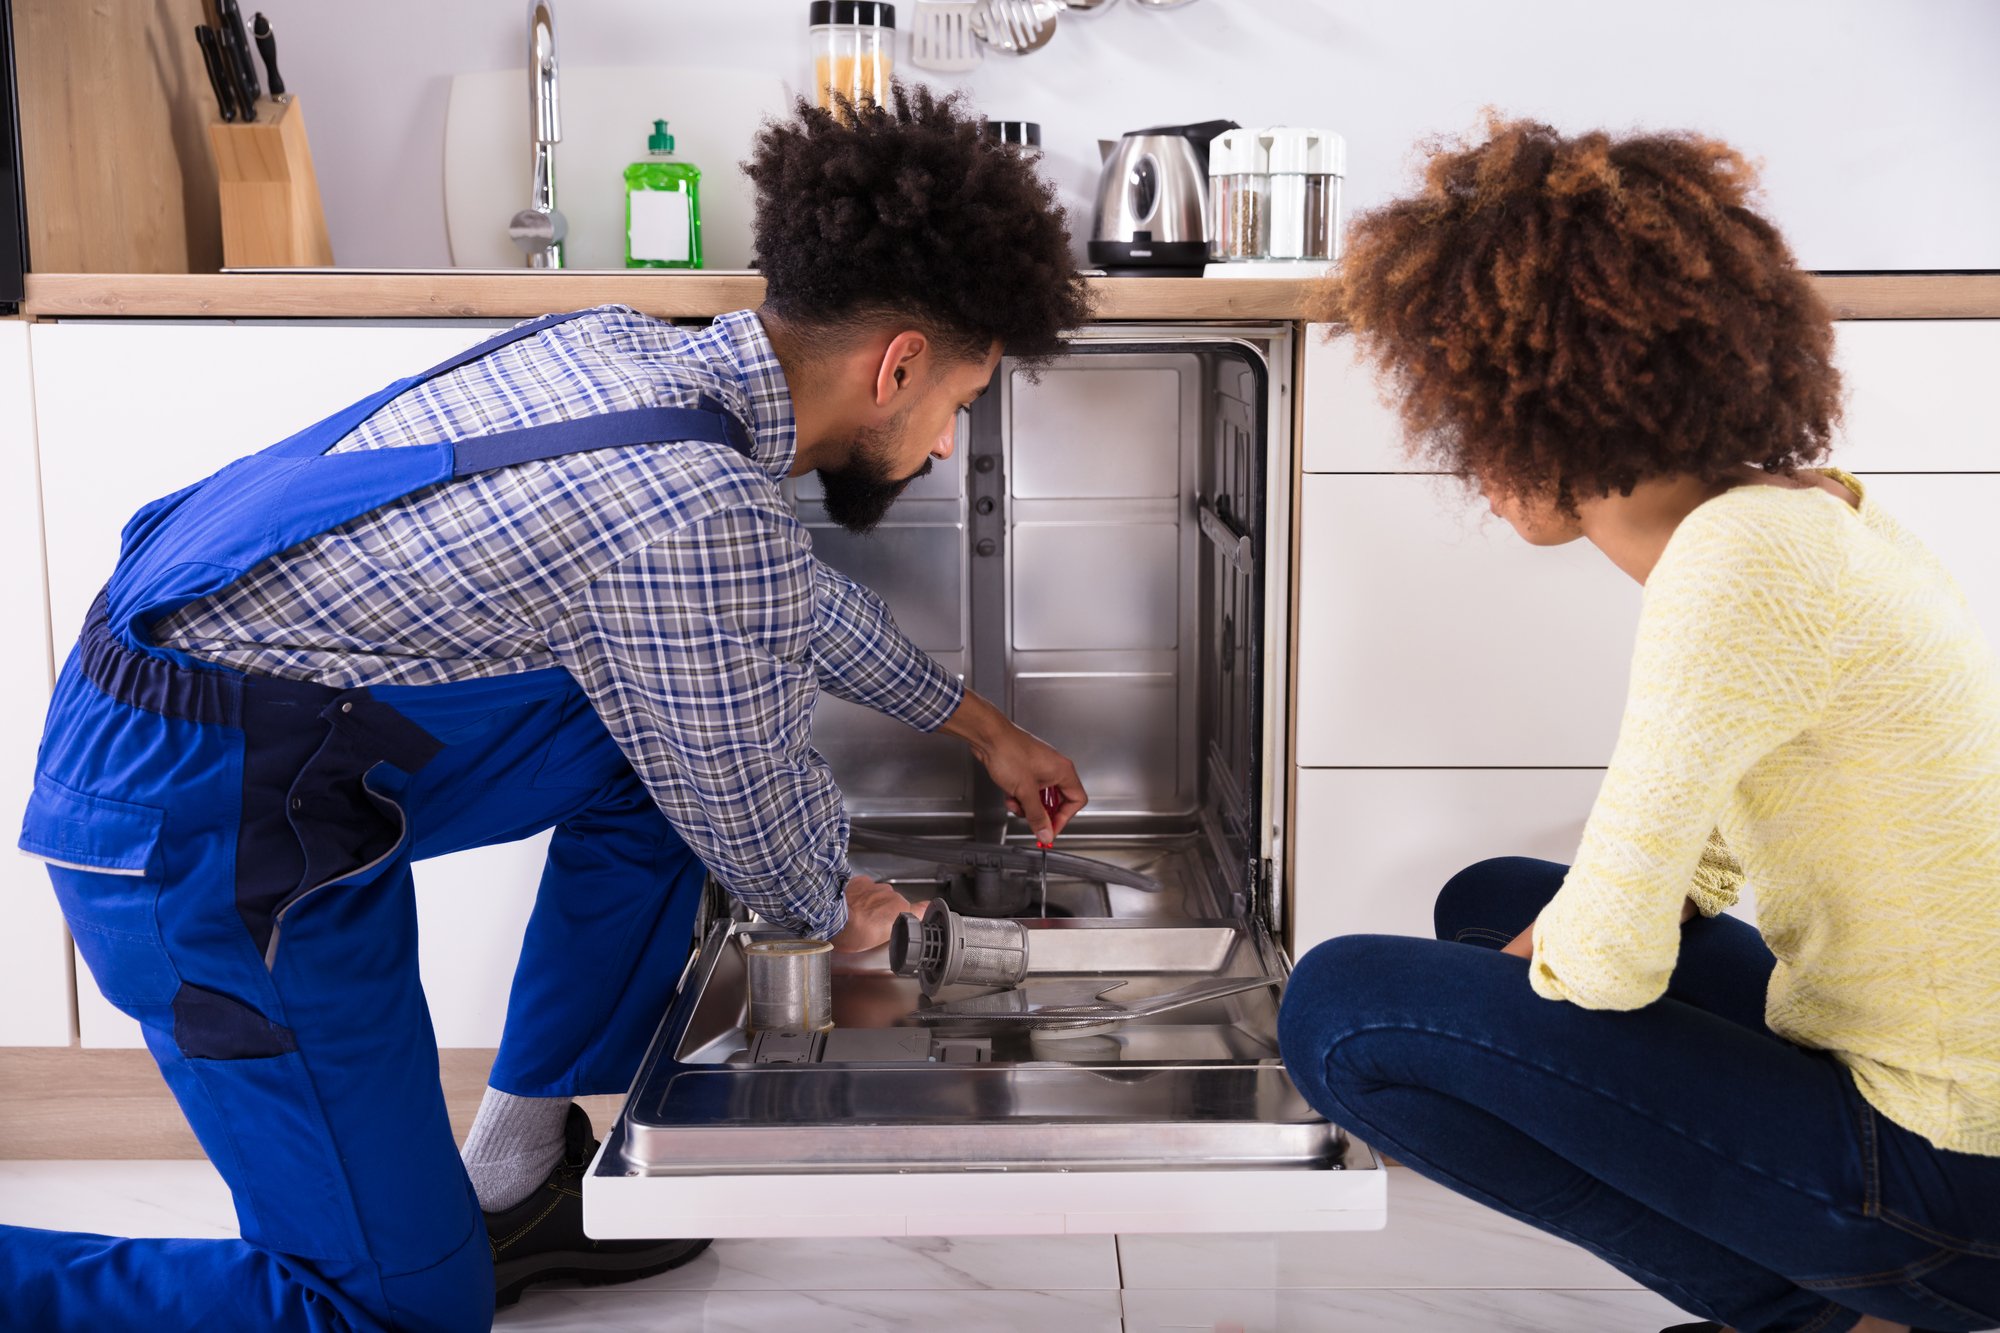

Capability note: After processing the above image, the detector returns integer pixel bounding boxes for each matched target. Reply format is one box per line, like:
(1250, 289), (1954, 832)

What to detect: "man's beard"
(816, 416), (934, 535)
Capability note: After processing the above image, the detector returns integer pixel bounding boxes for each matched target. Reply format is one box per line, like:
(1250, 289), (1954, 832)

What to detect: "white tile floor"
(0, 1160), (1692, 1331)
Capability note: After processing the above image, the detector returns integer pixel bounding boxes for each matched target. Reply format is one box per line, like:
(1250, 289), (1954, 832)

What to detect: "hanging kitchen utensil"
(970, 0), (1060, 54)
(911, 0), (982, 71)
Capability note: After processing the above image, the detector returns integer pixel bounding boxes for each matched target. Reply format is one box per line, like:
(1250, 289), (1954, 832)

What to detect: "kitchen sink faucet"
(508, 0), (566, 267)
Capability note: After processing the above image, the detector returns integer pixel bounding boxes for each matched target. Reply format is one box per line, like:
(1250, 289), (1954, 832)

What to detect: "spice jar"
(1207, 127), (1270, 261)
(1265, 127), (1345, 261)
(810, 1), (896, 113)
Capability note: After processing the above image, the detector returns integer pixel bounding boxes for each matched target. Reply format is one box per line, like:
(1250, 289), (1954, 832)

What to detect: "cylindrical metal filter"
(889, 901), (1029, 997)
(741, 937), (834, 1032)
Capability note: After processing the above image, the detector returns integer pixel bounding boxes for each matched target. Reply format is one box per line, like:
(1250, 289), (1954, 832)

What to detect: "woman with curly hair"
(1278, 118), (2000, 1333)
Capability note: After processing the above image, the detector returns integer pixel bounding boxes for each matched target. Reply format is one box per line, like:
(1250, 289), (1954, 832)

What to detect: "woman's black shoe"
(1659, 1324), (1724, 1332)
(484, 1103), (712, 1308)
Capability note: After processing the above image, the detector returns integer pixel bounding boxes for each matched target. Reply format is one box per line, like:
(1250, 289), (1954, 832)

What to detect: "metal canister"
(742, 937), (835, 1032)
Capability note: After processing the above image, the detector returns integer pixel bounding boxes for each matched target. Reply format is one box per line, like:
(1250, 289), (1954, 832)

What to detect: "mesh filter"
(888, 902), (1029, 997)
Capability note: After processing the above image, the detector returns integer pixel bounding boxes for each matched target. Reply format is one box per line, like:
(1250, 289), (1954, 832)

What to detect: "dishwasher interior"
(595, 325), (1373, 1204)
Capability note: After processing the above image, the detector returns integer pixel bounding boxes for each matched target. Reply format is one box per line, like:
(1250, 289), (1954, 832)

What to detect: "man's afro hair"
(744, 82), (1091, 362)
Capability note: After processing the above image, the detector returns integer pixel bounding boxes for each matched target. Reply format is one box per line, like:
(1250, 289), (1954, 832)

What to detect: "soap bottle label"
(629, 186), (691, 264)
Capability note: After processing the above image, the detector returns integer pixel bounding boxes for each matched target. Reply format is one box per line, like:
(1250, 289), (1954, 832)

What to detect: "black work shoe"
(485, 1103), (712, 1308)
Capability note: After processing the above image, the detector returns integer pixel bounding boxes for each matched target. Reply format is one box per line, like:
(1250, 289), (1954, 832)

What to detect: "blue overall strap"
(450, 396), (754, 476)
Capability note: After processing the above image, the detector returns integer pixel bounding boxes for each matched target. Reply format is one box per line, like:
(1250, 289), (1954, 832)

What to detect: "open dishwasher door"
(587, 325), (1386, 1238)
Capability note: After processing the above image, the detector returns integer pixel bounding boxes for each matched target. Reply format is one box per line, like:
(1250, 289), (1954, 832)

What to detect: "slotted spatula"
(911, 0), (982, 72)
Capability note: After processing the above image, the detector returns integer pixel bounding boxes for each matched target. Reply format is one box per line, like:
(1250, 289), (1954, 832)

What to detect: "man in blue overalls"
(2, 87), (1094, 1331)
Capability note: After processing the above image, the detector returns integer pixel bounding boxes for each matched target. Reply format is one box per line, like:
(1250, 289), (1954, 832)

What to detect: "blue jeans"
(1278, 857), (2000, 1333)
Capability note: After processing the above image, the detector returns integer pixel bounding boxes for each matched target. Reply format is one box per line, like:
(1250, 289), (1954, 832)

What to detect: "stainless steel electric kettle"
(1088, 119), (1238, 277)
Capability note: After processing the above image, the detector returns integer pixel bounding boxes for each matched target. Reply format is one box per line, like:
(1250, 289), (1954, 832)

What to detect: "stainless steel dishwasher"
(587, 323), (1386, 1238)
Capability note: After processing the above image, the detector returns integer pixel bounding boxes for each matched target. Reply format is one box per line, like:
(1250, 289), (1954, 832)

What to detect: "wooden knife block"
(207, 95), (334, 268)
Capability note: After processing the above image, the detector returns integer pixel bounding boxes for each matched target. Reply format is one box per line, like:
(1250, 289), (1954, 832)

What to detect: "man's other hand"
(830, 875), (923, 953)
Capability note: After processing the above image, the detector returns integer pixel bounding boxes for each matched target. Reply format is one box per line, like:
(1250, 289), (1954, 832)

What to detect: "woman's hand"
(1502, 897), (1701, 962)
(937, 690), (1087, 843)
(829, 875), (922, 953)
(1502, 919), (1537, 960)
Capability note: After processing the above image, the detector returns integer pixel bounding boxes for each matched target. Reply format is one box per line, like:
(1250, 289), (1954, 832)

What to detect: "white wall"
(271, 0), (2000, 273)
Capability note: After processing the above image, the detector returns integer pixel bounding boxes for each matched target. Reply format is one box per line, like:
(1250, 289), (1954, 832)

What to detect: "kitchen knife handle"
(194, 26), (236, 123)
(219, 0), (261, 102)
(252, 12), (286, 97)
(216, 36), (257, 121)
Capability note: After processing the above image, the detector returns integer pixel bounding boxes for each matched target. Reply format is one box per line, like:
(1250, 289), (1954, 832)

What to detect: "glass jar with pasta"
(810, 1), (895, 115)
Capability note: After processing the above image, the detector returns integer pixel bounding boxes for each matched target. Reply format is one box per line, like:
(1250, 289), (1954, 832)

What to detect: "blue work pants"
(1, 625), (707, 1332)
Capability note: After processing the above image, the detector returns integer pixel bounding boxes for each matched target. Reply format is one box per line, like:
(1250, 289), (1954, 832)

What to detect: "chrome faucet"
(508, 0), (566, 268)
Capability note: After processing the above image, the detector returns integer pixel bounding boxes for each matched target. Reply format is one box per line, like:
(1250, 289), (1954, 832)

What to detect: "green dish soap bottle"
(624, 120), (701, 269)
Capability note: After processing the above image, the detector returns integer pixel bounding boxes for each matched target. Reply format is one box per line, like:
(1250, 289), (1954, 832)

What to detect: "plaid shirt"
(152, 307), (964, 939)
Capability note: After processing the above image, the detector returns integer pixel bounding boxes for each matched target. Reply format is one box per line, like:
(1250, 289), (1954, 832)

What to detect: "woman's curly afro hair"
(1327, 115), (1841, 511)
(744, 82), (1091, 364)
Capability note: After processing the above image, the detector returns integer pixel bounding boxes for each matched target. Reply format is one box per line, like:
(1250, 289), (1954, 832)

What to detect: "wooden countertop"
(17, 271), (2000, 322)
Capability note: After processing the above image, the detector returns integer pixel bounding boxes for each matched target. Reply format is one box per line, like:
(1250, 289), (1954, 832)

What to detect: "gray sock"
(461, 1087), (571, 1213)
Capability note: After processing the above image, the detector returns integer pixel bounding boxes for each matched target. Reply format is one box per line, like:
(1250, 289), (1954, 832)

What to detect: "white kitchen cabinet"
(1293, 473), (1640, 768)
(0, 322), (73, 1045)
(30, 320), (555, 1049)
(1302, 318), (2000, 477)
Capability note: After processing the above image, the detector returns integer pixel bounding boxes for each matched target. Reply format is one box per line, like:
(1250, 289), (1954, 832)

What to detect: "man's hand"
(937, 690), (1086, 844)
(829, 874), (923, 953)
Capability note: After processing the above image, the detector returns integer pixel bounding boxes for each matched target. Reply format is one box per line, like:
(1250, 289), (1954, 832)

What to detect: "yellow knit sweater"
(1530, 468), (2000, 1155)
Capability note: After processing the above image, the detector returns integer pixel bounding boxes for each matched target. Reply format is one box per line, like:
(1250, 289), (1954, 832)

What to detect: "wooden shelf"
(15, 271), (1998, 323)
(15, 272), (1315, 322)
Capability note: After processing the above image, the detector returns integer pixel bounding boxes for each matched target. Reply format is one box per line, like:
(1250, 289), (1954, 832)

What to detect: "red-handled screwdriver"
(1036, 785), (1063, 917)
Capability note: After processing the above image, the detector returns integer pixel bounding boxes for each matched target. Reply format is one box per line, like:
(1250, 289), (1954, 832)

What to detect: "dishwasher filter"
(889, 900), (1029, 995)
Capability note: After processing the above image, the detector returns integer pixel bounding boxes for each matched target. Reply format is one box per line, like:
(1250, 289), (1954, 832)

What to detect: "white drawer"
(0, 322), (69, 1045)
(1289, 767), (1604, 953)
(1300, 327), (1407, 475)
(1303, 318), (2000, 477)
(1832, 320), (2000, 472)
(31, 321), (505, 647)
(1293, 474), (1639, 767)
